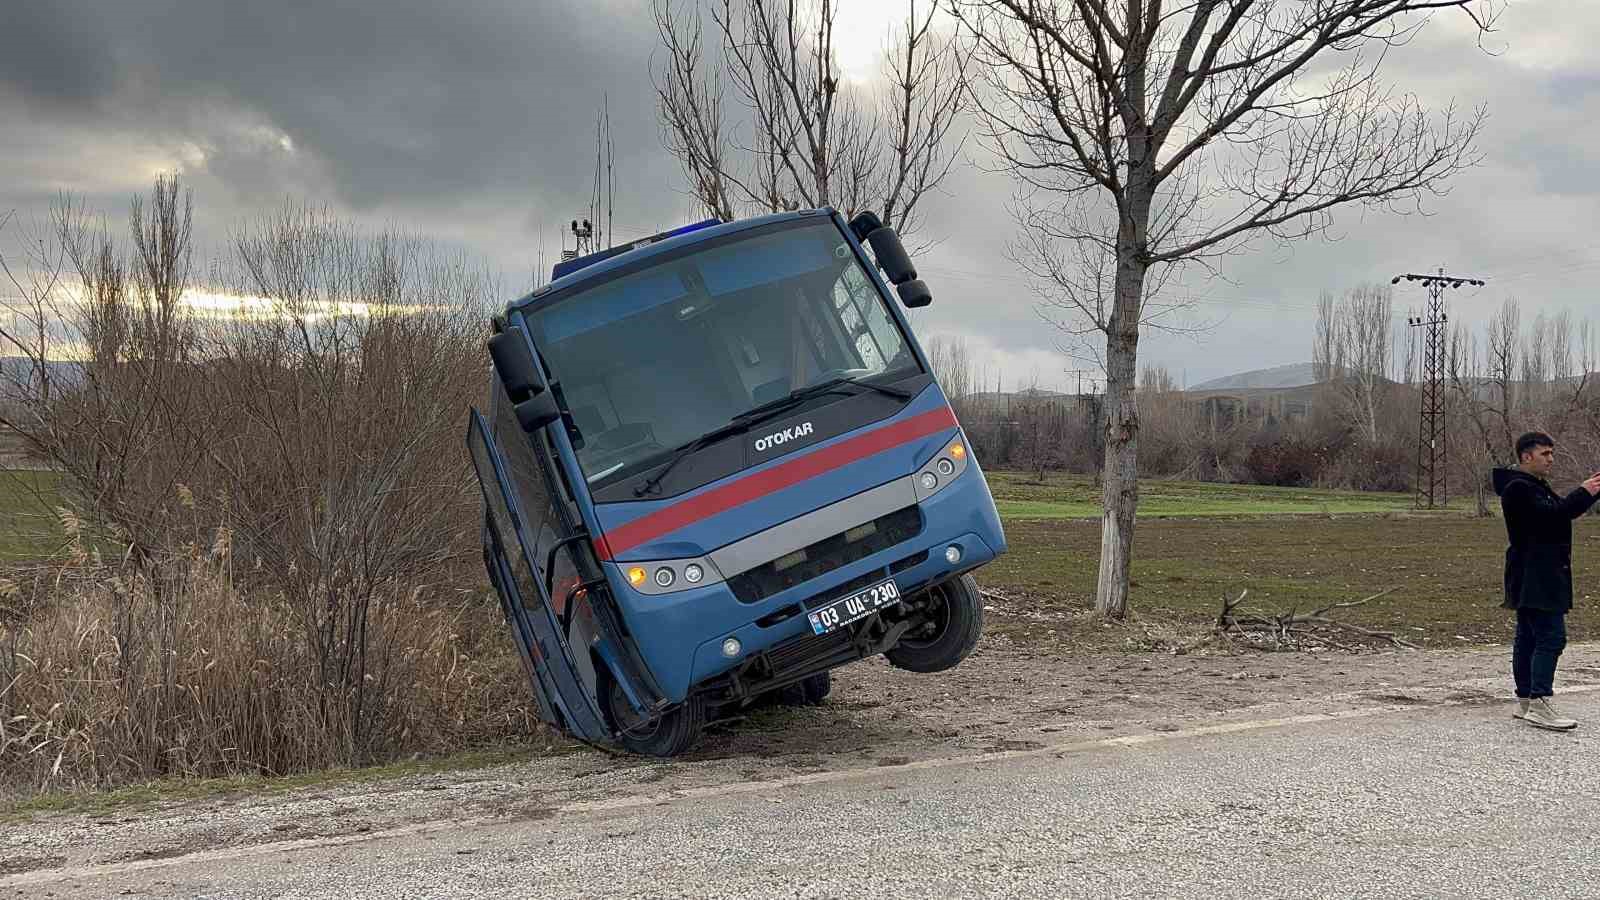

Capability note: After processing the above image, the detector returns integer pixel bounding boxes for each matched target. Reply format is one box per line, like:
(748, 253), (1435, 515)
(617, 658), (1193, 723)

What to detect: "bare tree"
(1313, 293), (1337, 384)
(1448, 323), (1497, 515)
(1012, 371), (1060, 481)
(1549, 312), (1595, 447)
(1139, 363), (1177, 394)
(1316, 283), (1394, 444)
(1485, 296), (1521, 455)
(0, 208), (70, 412)
(953, 0), (1494, 617)
(926, 333), (979, 408)
(653, 0), (970, 238)
(1401, 306), (1421, 386)
(1520, 310), (1549, 417)
(1, 178), (210, 577)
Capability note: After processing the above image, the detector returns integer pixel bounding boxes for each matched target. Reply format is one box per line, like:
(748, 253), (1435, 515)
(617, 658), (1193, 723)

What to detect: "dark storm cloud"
(1, 0), (684, 234)
(0, 2), (122, 110)
(5, 0), (1600, 388)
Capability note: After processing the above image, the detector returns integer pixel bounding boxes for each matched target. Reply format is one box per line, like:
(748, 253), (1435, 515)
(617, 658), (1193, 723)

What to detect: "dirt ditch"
(6, 602), (1593, 880)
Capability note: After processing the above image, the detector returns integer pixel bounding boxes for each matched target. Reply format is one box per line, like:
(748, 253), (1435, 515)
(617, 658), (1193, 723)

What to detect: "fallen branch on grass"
(1180, 587), (1415, 653)
(978, 588), (1019, 605)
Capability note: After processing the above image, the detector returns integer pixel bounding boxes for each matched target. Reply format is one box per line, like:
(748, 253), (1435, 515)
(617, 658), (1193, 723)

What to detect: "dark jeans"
(1513, 607), (1568, 699)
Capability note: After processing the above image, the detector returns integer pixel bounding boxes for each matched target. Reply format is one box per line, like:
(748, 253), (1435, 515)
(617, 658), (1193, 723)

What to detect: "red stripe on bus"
(597, 406), (958, 560)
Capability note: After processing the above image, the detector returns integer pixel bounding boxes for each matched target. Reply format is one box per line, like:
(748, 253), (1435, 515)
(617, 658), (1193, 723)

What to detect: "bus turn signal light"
(627, 566), (647, 587)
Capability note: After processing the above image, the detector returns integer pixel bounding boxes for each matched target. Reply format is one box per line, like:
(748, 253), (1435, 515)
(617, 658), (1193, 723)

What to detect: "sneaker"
(1513, 698), (1530, 719)
(1523, 697), (1577, 731)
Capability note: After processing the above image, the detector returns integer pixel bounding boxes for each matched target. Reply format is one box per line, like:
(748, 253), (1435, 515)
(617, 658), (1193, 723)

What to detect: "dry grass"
(0, 525), (538, 797)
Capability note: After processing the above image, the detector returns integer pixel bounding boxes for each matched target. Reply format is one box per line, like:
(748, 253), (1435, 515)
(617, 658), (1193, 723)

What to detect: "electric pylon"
(1396, 269), (1486, 510)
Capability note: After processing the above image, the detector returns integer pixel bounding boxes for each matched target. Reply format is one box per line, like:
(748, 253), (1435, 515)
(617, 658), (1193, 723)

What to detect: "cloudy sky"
(3, 0), (1598, 390)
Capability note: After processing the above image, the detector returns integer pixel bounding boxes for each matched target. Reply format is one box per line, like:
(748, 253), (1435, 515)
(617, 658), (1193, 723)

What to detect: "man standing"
(1492, 432), (1600, 731)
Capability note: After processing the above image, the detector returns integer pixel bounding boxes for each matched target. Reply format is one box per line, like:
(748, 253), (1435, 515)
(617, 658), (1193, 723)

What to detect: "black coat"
(1492, 467), (1598, 611)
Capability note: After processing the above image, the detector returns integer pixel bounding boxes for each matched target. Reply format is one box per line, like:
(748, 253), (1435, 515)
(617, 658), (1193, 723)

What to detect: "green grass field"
(0, 470), (62, 563)
(986, 470), (1463, 519)
(977, 469), (1587, 650)
(979, 515), (1573, 648)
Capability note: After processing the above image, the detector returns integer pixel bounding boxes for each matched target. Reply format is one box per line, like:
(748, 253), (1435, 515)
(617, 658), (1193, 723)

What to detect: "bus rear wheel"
(885, 574), (984, 673)
(777, 671), (832, 706)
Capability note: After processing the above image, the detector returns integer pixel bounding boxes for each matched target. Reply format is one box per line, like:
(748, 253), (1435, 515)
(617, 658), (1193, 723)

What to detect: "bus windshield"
(523, 218), (920, 492)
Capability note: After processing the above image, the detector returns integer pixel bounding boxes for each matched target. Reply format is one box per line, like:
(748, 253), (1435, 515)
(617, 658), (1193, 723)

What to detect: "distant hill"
(962, 387), (1070, 404)
(0, 357), (83, 399)
(1191, 362), (1321, 392)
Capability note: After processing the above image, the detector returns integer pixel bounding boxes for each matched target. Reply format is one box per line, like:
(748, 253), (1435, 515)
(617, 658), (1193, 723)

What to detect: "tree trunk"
(1097, 321), (1141, 620)
(1095, 193), (1150, 620)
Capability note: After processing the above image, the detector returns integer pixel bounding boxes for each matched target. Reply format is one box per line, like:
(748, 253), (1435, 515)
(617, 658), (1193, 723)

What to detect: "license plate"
(808, 577), (901, 635)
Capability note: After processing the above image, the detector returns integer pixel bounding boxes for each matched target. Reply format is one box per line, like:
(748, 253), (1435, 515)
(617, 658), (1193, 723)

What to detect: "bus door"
(467, 407), (611, 744)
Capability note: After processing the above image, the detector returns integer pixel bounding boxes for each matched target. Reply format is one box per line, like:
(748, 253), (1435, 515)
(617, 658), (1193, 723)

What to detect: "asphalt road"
(17, 691), (1600, 899)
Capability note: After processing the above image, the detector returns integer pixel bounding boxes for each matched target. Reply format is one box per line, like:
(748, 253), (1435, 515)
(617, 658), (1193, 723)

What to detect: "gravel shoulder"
(7, 611), (1598, 880)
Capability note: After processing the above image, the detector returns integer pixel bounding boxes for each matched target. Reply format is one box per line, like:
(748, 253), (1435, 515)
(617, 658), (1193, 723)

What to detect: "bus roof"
(508, 208), (835, 314)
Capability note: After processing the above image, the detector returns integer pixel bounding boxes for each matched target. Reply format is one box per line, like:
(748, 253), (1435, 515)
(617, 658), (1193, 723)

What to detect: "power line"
(919, 253), (1600, 313)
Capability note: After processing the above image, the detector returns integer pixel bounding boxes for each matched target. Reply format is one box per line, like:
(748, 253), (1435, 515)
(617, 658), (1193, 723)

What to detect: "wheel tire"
(799, 670), (832, 704)
(775, 671), (831, 706)
(885, 574), (984, 673)
(604, 678), (706, 757)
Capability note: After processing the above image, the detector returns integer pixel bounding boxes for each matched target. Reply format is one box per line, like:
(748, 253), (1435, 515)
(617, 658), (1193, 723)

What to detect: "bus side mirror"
(896, 278), (932, 308)
(514, 392), (561, 433)
(488, 327), (562, 432)
(848, 210), (919, 288)
(864, 227), (916, 286)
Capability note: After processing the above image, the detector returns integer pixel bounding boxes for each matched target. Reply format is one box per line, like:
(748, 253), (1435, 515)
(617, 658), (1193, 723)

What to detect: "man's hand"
(1584, 473), (1600, 497)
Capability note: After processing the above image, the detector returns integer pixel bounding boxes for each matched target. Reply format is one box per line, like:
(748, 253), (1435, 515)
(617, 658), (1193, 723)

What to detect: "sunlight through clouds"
(830, 0), (956, 85)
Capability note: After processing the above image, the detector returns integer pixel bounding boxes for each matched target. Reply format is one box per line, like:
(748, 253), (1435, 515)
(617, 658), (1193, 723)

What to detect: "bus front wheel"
(604, 678), (705, 757)
(885, 574), (984, 673)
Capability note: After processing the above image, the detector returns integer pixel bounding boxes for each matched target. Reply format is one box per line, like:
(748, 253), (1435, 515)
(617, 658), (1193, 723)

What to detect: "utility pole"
(1396, 269), (1485, 510)
(1063, 368), (1099, 397)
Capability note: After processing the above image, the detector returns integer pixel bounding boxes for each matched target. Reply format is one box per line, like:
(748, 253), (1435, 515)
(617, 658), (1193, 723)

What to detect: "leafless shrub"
(0, 179), (531, 791)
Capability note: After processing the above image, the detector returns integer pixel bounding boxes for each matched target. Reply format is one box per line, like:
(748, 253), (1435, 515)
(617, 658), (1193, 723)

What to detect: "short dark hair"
(1516, 431), (1554, 460)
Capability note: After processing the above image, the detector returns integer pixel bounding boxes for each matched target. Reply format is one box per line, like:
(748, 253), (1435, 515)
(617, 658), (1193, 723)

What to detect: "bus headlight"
(913, 431), (972, 501)
(623, 556), (721, 595)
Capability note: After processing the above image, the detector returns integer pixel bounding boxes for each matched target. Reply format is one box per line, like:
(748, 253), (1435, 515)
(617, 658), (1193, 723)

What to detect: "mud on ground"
(7, 597), (1595, 879)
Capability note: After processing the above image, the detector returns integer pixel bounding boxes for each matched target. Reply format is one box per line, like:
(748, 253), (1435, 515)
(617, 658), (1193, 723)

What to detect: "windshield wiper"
(632, 420), (752, 497)
(631, 376), (914, 498)
(735, 376), (914, 424)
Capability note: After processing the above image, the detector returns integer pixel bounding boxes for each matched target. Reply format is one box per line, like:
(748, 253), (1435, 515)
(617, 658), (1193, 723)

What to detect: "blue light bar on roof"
(550, 218), (722, 282)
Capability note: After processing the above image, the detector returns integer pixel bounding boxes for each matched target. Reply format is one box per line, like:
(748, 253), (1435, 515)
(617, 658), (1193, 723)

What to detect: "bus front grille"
(726, 505), (923, 604)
